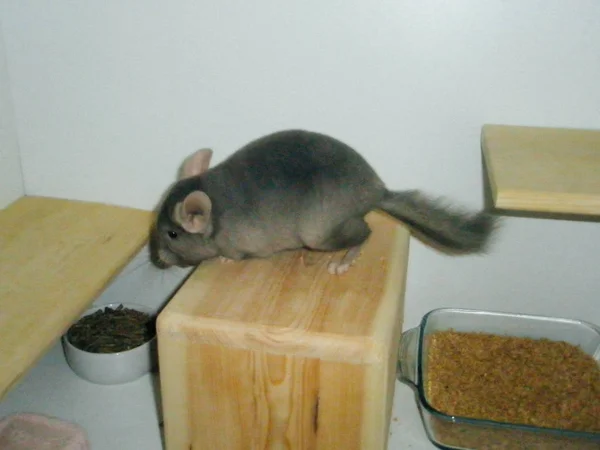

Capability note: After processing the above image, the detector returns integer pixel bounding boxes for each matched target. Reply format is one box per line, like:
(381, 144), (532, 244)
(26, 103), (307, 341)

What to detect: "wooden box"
(156, 212), (411, 450)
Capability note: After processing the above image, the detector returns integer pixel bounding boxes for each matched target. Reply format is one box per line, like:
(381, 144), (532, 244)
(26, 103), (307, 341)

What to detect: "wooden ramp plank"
(0, 196), (152, 399)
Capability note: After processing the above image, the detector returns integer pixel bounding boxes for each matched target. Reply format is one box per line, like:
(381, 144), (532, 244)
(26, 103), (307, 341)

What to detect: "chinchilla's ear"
(179, 148), (213, 179)
(172, 191), (212, 234)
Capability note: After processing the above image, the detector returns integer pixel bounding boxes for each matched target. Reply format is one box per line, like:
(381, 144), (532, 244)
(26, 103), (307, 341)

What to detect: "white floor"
(0, 341), (435, 450)
(0, 246), (437, 449)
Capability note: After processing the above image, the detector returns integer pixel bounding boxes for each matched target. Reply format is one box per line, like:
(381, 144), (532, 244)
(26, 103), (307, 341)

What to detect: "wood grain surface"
(482, 124), (600, 216)
(158, 211), (410, 450)
(0, 196), (152, 399)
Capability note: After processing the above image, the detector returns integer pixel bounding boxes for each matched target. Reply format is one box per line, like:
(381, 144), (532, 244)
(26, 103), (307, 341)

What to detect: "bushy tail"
(378, 190), (499, 254)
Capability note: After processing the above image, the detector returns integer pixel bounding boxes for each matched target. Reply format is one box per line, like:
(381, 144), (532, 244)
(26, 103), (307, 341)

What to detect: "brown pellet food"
(67, 304), (156, 353)
(429, 418), (599, 450)
(425, 330), (600, 433)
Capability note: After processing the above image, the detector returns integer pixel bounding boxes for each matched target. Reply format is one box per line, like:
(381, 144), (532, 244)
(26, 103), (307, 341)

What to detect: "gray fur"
(149, 129), (499, 271)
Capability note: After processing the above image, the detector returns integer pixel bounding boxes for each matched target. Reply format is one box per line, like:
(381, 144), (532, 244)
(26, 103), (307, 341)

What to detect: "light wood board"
(157, 211), (410, 364)
(0, 196), (152, 399)
(482, 124), (600, 215)
(157, 211), (411, 450)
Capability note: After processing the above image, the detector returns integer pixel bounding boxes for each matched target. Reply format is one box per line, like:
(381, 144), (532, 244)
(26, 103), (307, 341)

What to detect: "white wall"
(0, 16), (23, 209)
(1, 1), (599, 327)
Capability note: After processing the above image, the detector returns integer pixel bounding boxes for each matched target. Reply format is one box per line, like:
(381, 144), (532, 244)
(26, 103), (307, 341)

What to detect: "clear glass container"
(397, 308), (600, 450)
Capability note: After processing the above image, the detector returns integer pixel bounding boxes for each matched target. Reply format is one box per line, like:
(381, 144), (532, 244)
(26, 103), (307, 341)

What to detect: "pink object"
(0, 413), (90, 450)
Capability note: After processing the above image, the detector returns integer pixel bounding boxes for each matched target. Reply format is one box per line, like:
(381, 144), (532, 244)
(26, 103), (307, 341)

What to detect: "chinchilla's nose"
(148, 233), (173, 269)
(152, 256), (173, 269)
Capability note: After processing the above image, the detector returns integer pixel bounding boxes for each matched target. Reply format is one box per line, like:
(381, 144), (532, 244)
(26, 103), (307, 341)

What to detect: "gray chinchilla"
(149, 129), (499, 274)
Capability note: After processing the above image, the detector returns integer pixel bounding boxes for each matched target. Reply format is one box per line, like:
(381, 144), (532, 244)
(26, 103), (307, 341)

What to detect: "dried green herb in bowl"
(67, 304), (156, 353)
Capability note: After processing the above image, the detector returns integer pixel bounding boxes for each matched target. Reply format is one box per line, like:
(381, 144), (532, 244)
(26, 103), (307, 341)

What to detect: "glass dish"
(397, 308), (600, 450)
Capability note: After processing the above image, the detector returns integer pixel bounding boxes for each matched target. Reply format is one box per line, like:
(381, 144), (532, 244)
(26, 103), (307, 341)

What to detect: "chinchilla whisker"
(121, 257), (152, 278)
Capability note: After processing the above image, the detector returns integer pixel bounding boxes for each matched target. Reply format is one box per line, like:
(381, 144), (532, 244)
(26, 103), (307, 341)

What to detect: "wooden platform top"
(157, 212), (411, 365)
(482, 124), (600, 216)
(0, 196), (152, 399)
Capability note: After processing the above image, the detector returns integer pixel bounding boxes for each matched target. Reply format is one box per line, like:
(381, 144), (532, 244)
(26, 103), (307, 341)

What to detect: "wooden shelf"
(0, 196), (152, 399)
(482, 124), (600, 216)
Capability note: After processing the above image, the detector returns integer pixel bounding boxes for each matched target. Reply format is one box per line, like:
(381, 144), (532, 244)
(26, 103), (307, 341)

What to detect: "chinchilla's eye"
(167, 230), (178, 239)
